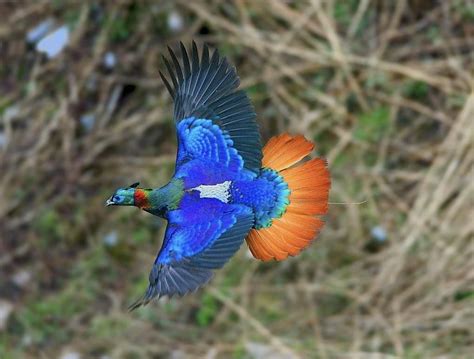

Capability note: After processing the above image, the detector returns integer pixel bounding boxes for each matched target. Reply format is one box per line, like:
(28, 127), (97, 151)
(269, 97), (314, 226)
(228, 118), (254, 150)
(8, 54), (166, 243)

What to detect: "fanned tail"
(246, 134), (330, 261)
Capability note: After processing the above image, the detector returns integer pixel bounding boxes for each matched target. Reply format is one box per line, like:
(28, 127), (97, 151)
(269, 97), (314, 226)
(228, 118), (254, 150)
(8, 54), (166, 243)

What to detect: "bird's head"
(106, 182), (140, 207)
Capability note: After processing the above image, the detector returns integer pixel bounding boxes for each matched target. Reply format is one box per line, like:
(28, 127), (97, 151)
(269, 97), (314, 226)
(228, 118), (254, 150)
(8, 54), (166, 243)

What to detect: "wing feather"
(129, 197), (253, 309)
(160, 41), (262, 173)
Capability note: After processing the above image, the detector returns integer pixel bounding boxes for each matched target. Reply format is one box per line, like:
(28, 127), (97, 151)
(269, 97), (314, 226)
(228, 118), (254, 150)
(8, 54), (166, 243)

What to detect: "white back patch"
(191, 181), (231, 203)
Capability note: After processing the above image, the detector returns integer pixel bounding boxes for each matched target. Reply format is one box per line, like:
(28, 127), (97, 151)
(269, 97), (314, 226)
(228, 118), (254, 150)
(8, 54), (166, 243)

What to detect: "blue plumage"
(176, 117), (245, 177)
(121, 42), (295, 309)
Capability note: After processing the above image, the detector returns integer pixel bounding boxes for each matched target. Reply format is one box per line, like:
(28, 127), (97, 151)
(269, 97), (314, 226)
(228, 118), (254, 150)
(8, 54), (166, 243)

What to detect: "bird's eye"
(113, 195), (123, 203)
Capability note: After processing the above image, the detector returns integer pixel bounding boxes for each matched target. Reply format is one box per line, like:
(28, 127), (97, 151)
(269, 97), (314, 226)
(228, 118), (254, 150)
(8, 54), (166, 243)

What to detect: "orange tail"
(246, 134), (330, 261)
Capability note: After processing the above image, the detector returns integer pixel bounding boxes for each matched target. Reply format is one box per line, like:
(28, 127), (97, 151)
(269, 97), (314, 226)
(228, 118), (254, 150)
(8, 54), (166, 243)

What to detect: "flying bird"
(106, 42), (330, 309)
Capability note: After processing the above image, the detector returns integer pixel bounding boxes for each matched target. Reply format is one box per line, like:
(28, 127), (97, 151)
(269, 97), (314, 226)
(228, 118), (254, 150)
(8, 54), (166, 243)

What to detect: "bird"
(105, 41), (331, 309)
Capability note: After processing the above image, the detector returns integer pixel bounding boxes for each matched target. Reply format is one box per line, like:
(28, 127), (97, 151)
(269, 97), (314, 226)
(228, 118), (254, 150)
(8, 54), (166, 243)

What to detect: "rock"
(103, 52), (117, 69)
(26, 19), (54, 44)
(168, 11), (184, 32)
(371, 225), (387, 242)
(0, 132), (6, 149)
(36, 25), (70, 59)
(245, 342), (293, 359)
(11, 270), (32, 288)
(59, 351), (81, 359)
(80, 114), (96, 132)
(103, 231), (118, 247)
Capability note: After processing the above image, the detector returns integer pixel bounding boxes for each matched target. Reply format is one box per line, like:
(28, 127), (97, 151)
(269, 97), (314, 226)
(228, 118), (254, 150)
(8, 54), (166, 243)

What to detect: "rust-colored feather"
(246, 134), (330, 261)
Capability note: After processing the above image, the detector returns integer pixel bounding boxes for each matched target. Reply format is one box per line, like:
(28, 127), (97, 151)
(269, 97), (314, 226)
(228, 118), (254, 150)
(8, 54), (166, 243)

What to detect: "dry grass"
(0, 1), (473, 358)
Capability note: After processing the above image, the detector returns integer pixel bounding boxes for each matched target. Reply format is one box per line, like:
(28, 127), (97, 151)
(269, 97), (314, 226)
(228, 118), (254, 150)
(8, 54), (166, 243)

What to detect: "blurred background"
(0, 1), (473, 358)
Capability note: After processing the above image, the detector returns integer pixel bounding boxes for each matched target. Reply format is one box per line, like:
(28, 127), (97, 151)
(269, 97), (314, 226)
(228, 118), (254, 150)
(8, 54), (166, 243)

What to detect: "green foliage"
(64, 8), (81, 28)
(354, 106), (391, 142)
(89, 315), (130, 339)
(72, 244), (113, 282)
(107, 4), (140, 43)
(196, 293), (219, 327)
(132, 227), (152, 245)
(447, 93), (466, 109)
(427, 26), (441, 43)
(128, 274), (150, 301)
(232, 342), (247, 359)
(246, 83), (267, 103)
(403, 80), (429, 100)
(33, 208), (67, 246)
(105, 239), (135, 264)
(260, 299), (284, 323)
(454, 289), (474, 301)
(312, 68), (334, 90)
(219, 259), (247, 289)
(218, 42), (244, 58)
(150, 11), (169, 36)
(333, 0), (358, 27)
(318, 293), (351, 316)
(0, 336), (19, 359)
(18, 282), (94, 345)
(109, 16), (131, 42)
(365, 71), (389, 91)
(331, 152), (348, 169)
(453, 0), (474, 20)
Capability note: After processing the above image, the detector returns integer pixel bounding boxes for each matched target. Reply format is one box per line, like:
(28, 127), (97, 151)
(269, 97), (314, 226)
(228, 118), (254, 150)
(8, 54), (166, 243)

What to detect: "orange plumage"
(246, 134), (330, 261)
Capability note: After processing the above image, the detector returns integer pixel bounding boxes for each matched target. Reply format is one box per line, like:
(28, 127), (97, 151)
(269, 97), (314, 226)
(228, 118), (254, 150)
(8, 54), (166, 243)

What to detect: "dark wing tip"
(159, 70), (174, 99)
(128, 262), (213, 309)
(128, 297), (147, 311)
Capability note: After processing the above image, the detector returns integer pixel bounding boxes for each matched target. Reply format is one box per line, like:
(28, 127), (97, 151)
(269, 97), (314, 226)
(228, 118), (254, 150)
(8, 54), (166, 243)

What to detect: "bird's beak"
(105, 198), (114, 207)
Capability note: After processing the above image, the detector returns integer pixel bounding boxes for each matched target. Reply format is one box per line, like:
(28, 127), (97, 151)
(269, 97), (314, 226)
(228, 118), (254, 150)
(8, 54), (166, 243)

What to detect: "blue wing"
(129, 193), (254, 309)
(159, 41), (262, 173)
(176, 117), (243, 173)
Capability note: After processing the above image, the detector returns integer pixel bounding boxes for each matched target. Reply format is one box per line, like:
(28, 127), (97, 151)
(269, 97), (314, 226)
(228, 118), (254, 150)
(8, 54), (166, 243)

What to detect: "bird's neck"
(134, 188), (153, 210)
(135, 179), (184, 217)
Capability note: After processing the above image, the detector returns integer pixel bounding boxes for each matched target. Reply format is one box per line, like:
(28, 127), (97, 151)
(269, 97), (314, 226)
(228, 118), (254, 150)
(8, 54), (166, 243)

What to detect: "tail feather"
(262, 134), (314, 171)
(247, 231), (273, 261)
(246, 134), (330, 261)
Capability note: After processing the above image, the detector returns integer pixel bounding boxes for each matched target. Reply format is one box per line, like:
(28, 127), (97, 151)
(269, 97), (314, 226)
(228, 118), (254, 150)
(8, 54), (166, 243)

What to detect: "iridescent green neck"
(142, 178), (184, 217)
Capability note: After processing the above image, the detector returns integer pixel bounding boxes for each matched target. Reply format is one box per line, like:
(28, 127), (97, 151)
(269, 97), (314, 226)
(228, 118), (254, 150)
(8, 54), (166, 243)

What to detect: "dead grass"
(0, 1), (473, 358)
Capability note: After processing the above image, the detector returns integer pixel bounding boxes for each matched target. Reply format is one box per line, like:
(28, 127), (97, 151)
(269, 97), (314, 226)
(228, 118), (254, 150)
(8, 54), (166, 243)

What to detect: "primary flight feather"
(106, 42), (331, 309)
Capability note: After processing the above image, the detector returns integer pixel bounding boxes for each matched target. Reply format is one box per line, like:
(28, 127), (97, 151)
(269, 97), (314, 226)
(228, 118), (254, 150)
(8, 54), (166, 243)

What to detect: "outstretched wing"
(129, 193), (254, 309)
(160, 41), (262, 173)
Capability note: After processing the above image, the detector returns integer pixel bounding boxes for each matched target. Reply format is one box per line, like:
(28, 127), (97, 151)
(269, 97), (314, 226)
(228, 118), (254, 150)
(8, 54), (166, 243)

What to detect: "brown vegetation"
(0, 1), (473, 358)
